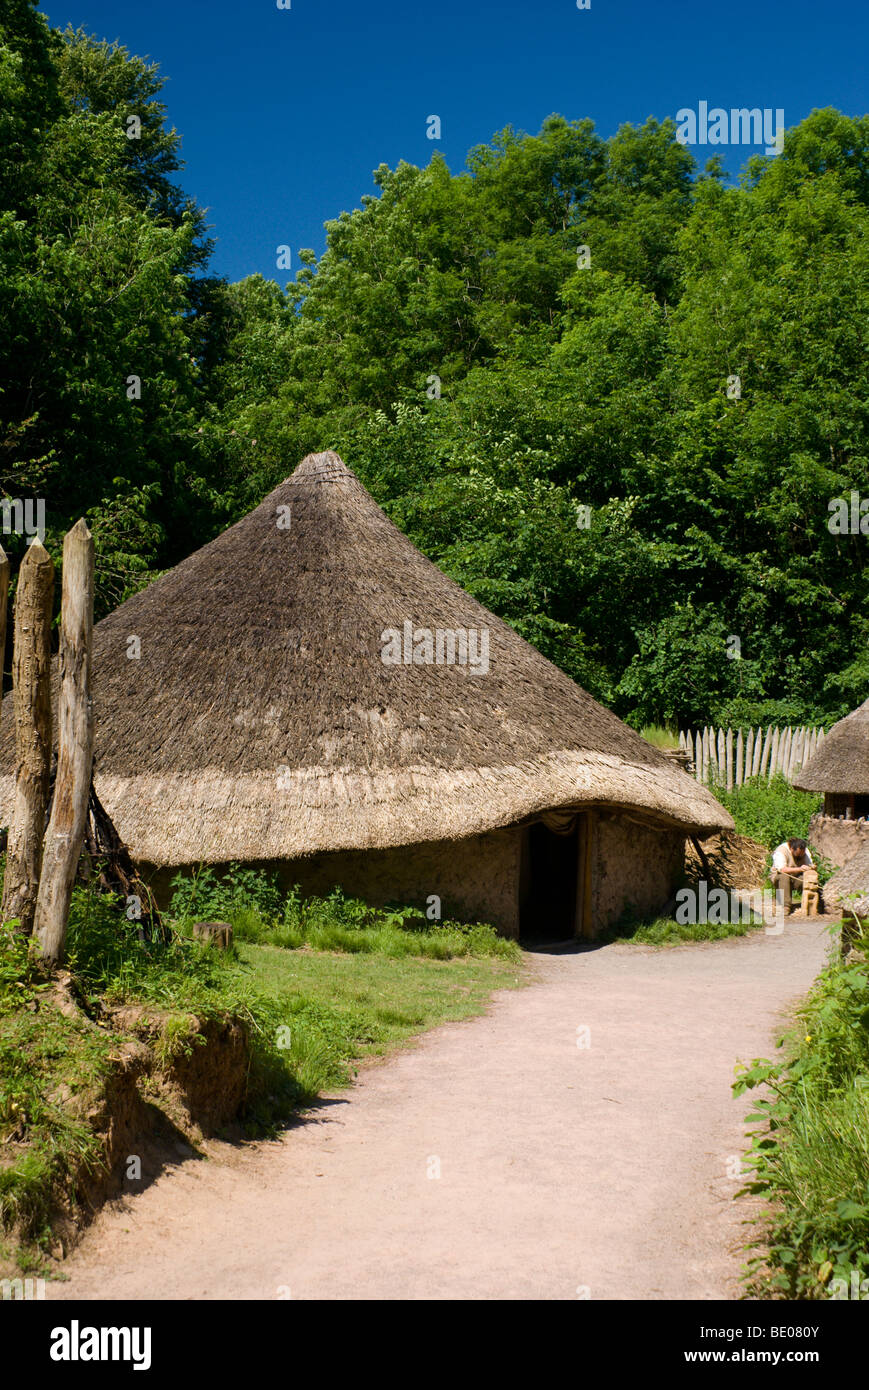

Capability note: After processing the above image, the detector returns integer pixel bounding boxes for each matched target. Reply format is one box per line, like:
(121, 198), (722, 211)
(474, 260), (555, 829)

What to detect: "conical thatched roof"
(793, 700), (869, 793)
(823, 843), (869, 916)
(0, 453), (731, 865)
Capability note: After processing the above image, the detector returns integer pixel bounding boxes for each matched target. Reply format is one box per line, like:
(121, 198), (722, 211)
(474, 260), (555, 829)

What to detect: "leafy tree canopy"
(0, 1), (865, 728)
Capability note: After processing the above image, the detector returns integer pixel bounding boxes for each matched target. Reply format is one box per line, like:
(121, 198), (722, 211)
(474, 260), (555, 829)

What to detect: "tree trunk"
(2, 541), (55, 935)
(34, 521), (95, 963)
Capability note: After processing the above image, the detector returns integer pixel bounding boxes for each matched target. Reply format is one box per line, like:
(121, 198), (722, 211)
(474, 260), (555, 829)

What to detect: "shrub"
(168, 863), (282, 927)
(167, 872), (519, 962)
(735, 949), (869, 1298)
(714, 774), (822, 851)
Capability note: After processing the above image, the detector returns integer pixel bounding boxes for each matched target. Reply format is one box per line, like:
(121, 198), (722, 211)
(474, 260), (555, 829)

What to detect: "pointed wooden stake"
(2, 540), (55, 935)
(34, 521), (95, 964)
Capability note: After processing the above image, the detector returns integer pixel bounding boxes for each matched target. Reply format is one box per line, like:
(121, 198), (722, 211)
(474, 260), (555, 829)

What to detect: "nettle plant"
(169, 863), (283, 926)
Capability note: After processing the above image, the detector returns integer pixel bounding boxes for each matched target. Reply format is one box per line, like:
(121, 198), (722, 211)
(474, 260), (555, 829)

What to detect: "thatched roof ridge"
(793, 699), (869, 793)
(823, 842), (869, 916)
(0, 452), (731, 864)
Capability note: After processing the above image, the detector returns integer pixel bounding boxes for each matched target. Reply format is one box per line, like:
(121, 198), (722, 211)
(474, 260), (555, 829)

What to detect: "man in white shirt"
(771, 838), (814, 916)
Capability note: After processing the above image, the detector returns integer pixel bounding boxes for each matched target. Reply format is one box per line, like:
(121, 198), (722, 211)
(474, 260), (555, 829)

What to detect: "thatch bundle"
(823, 843), (869, 917)
(0, 453), (731, 866)
(794, 699), (869, 793)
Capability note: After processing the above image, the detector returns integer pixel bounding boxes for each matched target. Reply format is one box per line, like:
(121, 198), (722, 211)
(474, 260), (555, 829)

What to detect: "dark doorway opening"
(520, 821), (580, 941)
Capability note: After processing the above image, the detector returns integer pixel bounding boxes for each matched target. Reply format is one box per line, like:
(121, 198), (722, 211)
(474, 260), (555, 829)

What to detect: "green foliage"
(713, 774), (823, 851)
(0, 922), (111, 1245)
(167, 863), (282, 929)
(2, 0), (868, 722)
(0, 922), (40, 1014)
(608, 911), (763, 945)
(734, 953), (869, 1298)
(1, 879), (520, 1261)
(168, 867), (519, 963)
(639, 725), (680, 748)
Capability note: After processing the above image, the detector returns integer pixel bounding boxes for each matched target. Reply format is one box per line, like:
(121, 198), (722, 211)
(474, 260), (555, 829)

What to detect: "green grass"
(1, 873), (524, 1269)
(0, 926), (117, 1254)
(240, 940), (522, 1070)
(608, 913), (765, 946)
(640, 724), (681, 749)
(168, 867), (521, 963)
(712, 773), (822, 851)
(735, 932), (869, 1299)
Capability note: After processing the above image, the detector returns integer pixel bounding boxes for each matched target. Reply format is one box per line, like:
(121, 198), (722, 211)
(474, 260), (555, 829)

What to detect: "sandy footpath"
(51, 920), (831, 1301)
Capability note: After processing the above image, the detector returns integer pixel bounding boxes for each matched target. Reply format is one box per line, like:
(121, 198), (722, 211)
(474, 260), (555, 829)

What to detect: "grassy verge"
(168, 865), (519, 961)
(1, 873), (522, 1275)
(606, 913), (765, 946)
(0, 929), (114, 1269)
(734, 927), (869, 1299)
(240, 941), (523, 1085)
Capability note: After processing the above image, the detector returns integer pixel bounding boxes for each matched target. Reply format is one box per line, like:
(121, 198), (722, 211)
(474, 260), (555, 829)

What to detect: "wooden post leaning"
(34, 521), (95, 963)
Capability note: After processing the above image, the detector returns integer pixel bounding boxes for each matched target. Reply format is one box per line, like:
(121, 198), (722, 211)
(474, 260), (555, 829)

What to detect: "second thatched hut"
(794, 698), (869, 867)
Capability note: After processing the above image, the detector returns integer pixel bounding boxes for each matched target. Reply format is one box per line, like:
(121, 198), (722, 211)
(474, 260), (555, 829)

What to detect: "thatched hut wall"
(807, 812), (869, 869)
(141, 811), (687, 940)
(592, 814), (685, 929)
(0, 452), (730, 939)
(273, 828), (523, 935)
(822, 842), (869, 917)
(140, 828), (524, 936)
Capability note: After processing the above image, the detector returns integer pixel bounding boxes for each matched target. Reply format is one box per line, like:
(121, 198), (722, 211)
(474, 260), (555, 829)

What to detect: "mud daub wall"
(272, 828), (523, 937)
(808, 812), (869, 869)
(142, 828), (524, 937)
(592, 813), (685, 931)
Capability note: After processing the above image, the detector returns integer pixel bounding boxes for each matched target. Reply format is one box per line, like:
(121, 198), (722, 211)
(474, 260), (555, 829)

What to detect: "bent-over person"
(771, 837), (814, 916)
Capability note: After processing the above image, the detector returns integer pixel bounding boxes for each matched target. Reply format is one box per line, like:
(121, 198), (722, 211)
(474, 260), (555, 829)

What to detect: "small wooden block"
(192, 920), (233, 950)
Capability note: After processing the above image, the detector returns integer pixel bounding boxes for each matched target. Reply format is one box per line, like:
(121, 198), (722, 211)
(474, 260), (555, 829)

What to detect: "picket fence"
(677, 725), (826, 789)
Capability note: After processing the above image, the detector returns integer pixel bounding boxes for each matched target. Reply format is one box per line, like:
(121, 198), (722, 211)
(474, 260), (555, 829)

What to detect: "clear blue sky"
(40, 0), (869, 285)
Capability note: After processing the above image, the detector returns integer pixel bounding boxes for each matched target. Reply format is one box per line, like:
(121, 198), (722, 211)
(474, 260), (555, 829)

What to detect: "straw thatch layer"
(793, 699), (869, 793)
(0, 452), (731, 864)
(823, 843), (869, 916)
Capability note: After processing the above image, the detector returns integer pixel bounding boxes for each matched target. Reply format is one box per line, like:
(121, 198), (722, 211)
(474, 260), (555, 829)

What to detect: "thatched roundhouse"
(794, 699), (869, 867)
(0, 452), (731, 938)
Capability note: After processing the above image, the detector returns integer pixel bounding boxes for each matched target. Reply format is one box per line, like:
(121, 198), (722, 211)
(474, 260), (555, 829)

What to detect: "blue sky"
(40, 0), (869, 285)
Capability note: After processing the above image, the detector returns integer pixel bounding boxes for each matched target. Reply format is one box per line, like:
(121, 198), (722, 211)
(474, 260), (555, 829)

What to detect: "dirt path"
(52, 921), (831, 1301)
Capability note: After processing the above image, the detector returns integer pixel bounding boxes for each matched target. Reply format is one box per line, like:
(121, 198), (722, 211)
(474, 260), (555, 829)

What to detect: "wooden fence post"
(1, 541), (54, 936)
(789, 727), (803, 780)
(771, 727), (782, 778)
(745, 727), (755, 782)
(782, 725), (793, 776)
(758, 726), (769, 778)
(0, 545), (9, 726)
(34, 521), (95, 964)
(678, 724), (823, 786)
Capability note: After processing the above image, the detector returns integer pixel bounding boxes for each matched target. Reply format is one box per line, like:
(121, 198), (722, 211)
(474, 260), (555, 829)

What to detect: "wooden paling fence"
(678, 725), (826, 790)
